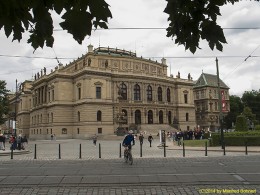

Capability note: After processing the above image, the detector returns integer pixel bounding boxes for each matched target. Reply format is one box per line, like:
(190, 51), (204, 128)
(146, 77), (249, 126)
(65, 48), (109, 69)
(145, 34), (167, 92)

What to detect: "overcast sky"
(0, 0), (260, 97)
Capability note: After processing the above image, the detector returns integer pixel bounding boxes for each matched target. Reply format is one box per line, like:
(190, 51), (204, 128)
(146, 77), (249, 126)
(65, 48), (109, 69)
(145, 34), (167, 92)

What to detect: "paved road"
(0, 139), (260, 194)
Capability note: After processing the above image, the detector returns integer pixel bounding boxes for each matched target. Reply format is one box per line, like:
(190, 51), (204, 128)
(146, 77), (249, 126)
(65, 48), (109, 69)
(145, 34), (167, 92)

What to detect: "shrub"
(255, 125), (260, 131)
(235, 115), (248, 131)
(210, 131), (260, 146)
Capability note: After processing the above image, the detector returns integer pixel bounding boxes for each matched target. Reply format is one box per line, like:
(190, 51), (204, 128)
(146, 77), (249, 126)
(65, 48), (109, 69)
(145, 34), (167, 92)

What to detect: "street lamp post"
(14, 79), (18, 137)
(216, 58), (224, 149)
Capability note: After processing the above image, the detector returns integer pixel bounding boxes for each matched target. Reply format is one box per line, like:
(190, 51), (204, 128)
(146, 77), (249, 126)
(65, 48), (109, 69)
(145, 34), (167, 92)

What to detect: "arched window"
(120, 82), (127, 100)
(97, 110), (102, 121)
(158, 87), (162, 102)
(134, 84), (141, 101)
(167, 88), (171, 102)
(159, 110), (163, 124)
(135, 110), (141, 124)
(147, 85), (152, 101)
(148, 110), (153, 124)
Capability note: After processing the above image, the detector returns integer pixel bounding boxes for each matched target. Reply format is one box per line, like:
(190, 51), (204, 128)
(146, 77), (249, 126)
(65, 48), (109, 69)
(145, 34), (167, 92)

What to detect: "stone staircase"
(138, 124), (178, 135)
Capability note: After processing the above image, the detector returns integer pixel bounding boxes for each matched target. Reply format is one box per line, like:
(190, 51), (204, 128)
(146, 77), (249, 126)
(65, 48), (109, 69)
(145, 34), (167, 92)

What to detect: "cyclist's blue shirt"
(123, 134), (135, 146)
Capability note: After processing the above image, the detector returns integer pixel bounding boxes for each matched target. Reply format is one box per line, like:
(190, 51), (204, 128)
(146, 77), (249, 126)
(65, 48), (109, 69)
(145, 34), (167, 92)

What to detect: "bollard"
(11, 148), (13, 159)
(140, 143), (143, 157)
(245, 141), (248, 155)
(163, 143), (166, 157)
(183, 142), (185, 157)
(119, 143), (121, 158)
(59, 144), (61, 159)
(34, 144), (37, 159)
(223, 142), (226, 156)
(205, 141), (208, 156)
(99, 143), (101, 158)
(79, 144), (82, 159)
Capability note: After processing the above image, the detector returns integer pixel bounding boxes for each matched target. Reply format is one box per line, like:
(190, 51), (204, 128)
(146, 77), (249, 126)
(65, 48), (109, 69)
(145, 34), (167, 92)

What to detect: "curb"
(0, 150), (30, 156)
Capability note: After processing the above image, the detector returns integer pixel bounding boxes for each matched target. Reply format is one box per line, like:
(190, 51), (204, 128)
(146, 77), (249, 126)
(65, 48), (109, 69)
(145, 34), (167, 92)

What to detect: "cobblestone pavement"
(1, 139), (260, 195)
(0, 185), (259, 195)
(1, 138), (259, 160)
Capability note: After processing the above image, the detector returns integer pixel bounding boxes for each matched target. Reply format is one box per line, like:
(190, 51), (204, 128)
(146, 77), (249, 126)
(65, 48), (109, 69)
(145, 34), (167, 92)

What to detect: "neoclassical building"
(193, 73), (230, 131)
(9, 45), (196, 139)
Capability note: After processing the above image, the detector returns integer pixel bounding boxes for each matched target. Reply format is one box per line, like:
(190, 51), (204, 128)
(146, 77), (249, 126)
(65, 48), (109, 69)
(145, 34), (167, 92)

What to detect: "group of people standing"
(0, 134), (28, 150)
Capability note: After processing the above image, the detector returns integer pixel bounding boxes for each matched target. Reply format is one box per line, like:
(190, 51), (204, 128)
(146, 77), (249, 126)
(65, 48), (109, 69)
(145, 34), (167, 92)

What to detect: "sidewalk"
(161, 143), (260, 153)
(0, 148), (30, 156)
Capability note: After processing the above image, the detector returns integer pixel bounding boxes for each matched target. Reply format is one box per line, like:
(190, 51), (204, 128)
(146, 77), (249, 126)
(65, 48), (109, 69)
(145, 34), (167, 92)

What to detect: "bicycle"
(123, 145), (133, 165)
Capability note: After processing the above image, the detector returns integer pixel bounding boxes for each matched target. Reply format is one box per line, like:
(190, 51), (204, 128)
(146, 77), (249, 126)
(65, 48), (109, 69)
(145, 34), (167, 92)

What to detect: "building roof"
(94, 47), (137, 57)
(194, 73), (229, 89)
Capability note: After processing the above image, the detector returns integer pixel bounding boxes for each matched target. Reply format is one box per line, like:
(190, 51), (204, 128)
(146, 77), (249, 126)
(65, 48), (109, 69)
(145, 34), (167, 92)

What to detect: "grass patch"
(183, 139), (209, 147)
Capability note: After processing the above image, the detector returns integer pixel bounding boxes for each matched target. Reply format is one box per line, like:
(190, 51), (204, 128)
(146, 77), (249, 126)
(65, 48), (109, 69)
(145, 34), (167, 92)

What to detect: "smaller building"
(193, 73), (230, 131)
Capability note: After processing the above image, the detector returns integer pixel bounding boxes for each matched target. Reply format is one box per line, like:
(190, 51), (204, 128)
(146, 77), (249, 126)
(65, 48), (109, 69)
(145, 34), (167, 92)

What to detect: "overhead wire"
(223, 44), (260, 80)
(1, 27), (260, 77)
(0, 54), (259, 60)
(52, 27), (260, 31)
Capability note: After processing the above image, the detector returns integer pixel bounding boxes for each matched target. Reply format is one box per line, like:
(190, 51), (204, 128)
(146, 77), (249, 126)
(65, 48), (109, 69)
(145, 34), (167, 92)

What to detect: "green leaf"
(60, 9), (92, 44)
(12, 22), (24, 42)
(53, 0), (64, 14)
(4, 23), (12, 38)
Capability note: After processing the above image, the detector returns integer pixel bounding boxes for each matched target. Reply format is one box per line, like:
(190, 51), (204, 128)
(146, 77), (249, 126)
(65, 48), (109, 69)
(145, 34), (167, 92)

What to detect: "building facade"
(193, 73), (230, 131)
(9, 45), (196, 139)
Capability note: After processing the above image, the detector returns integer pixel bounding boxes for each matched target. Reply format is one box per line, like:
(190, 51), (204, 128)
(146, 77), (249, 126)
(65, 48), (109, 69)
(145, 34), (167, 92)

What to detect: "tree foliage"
(224, 95), (243, 129)
(241, 90), (260, 123)
(0, 0), (259, 53)
(164, 0), (259, 53)
(0, 0), (112, 51)
(0, 80), (10, 124)
(235, 115), (248, 131)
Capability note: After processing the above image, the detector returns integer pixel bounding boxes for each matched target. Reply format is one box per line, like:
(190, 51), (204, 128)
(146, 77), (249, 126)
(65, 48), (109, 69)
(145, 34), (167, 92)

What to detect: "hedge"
(210, 132), (260, 146)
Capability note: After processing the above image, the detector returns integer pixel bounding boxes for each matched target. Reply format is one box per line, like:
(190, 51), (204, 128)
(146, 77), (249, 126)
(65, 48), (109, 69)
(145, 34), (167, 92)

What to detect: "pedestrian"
(17, 135), (22, 150)
(21, 135), (28, 150)
(9, 135), (17, 150)
(148, 134), (153, 147)
(2, 134), (6, 150)
(51, 134), (53, 140)
(0, 134), (5, 150)
(139, 134), (144, 145)
(93, 134), (97, 146)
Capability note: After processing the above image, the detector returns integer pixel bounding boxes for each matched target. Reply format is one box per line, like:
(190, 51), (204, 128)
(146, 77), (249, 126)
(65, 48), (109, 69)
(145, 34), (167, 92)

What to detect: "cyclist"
(122, 130), (135, 157)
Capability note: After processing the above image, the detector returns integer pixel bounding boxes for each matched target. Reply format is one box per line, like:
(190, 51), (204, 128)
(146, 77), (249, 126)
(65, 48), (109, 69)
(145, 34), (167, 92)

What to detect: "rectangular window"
(184, 94), (188, 103)
(78, 88), (81, 99)
(98, 128), (102, 134)
(52, 89), (55, 101)
(186, 113), (189, 121)
(96, 86), (101, 99)
(77, 128), (80, 134)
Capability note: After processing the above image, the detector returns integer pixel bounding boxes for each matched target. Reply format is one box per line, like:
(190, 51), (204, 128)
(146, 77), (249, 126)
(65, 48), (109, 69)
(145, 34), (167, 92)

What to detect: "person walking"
(93, 134), (98, 146)
(148, 134), (153, 147)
